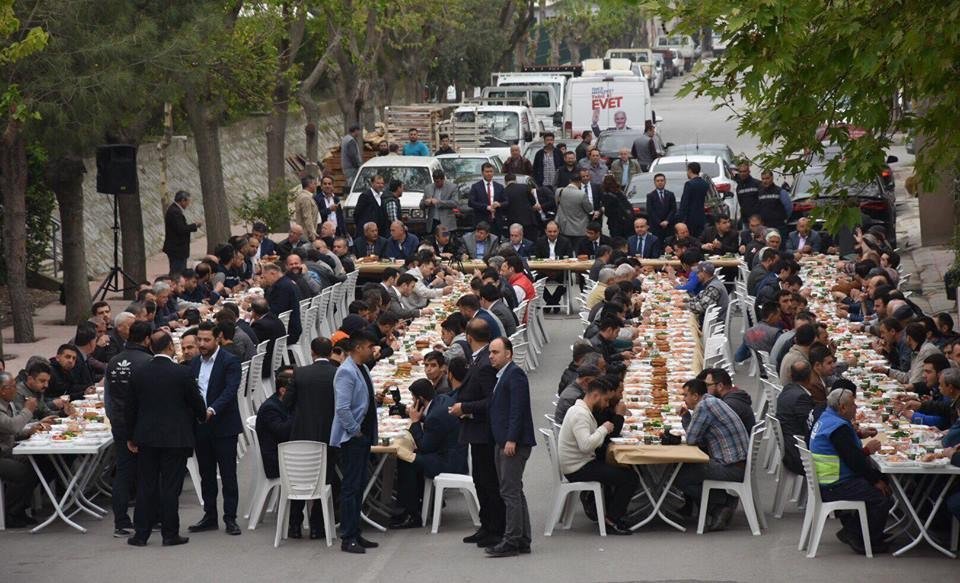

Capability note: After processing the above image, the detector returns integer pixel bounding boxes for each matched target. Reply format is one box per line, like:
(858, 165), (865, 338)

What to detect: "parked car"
(625, 170), (730, 224)
(665, 143), (737, 170)
(787, 168), (896, 246)
(437, 153), (503, 182)
(649, 154), (739, 221)
(804, 142), (898, 192)
(344, 156), (441, 234)
(595, 129), (646, 165)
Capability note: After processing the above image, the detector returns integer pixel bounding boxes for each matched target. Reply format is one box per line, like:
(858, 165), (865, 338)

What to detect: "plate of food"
(610, 437), (640, 445)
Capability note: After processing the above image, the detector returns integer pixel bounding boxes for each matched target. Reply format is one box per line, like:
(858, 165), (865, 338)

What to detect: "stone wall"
(77, 107), (343, 278)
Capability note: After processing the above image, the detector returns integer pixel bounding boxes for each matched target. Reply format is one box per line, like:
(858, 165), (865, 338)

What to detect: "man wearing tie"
(575, 222), (611, 260)
(188, 322), (244, 537)
(330, 331), (381, 554)
(645, 173), (677, 241)
(577, 167), (603, 222)
(468, 163), (508, 235)
(484, 337), (536, 557)
(126, 331), (207, 547)
(627, 217), (662, 259)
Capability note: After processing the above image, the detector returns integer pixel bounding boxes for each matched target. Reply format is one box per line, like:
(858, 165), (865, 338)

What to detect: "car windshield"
(791, 172), (877, 199)
(439, 158), (498, 181)
(353, 166), (432, 193)
(486, 90), (552, 109)
(654, 161), (722, 177)
(597, 131), (644, 155)
(608, 51), (649, 63)
(452, 111), (520, 143)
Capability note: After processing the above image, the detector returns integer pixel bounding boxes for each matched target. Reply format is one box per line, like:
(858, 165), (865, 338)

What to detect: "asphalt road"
(2, 72), (954, 583)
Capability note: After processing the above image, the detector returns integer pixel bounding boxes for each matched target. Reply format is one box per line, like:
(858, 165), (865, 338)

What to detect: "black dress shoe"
(224, 520), (241, 535)
(287, 525), (303, 539)
(127, 537), (148, 547)
(114, 527), (133, 538)
(341, 540), (366, 554)
(475, 534), (502, 548)
(188, 516), (218, 533)
(389, 513), (422, 529)
(605, 520), (633, 535)
(162, 535), (190, 547)
(357, 535), (379, 549)
(309, 529), (323, 540)
(485, 542), (519, 557)
(463, 529), (488, 543)
(518, 545), (531, 554)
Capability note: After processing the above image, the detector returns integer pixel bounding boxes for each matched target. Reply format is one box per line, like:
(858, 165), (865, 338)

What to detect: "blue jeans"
(735, 341), (751, 363)
(338, 436), (370, 542)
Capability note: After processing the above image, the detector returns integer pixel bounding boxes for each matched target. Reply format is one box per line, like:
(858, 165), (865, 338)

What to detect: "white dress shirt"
(547, 238), (558, 259)
(198, 347), (219, 405)
(323, 194), (338, 230)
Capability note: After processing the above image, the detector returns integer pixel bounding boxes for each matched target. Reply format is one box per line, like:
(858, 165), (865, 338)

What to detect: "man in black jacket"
(449, 319), (504, 548)
(104, 321), (154, 537)
(282, 338), (340, 538)
(126, 331), (207, 547)
(47, 344), (92, 402)
(533, 221), (575, 312)
(255, 366), (295, 528)
(645, 173), (677, 241)
(162, 190), (201, 277)
(677, 162), (709, 238)
(262, 262), (302, 345)
(776, 361), (816, 476)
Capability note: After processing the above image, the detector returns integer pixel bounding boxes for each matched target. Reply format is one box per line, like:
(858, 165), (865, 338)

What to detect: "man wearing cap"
(686, 262), (729, 320)
(421, 169), (459, 233)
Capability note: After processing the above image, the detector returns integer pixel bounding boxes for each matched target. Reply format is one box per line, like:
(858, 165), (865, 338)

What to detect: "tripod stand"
(93, 195), (139, 302)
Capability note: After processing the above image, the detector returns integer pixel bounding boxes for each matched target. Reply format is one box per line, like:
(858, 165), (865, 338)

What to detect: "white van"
(480, 85), (560, 129)
(344, 156), (442, 233)
(562, 67), (652, 139)
(604, 48), (659, 94)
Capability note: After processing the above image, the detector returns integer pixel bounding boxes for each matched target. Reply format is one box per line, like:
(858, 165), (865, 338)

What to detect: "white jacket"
(557, 399), (609, 475)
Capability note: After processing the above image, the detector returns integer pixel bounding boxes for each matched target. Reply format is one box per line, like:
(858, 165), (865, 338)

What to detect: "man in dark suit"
(282, 338), (339, 538)
(485, 337), (536, 557)
(456, 294), (503, 340)
(125, 331), (207, 547)
(449, 319), (504, 548)
(352, 222), (389, 259)
(391, 378), (468, 528)
(533, 221), (574, 311)
(255, 365), (296, 530)
(575, 222), (612, 259)
(353, 174), (389, 235)
(315, 175), (348, 237)
(162, 190), (201, 277)
(249, 298), (285, 379)
(250, 222), (277, 262)
(776, 360), (816, 476)
(426, 225), (464, 260)
(188, 322), (244, 536)
(505, 224), (535, 259)
(502, 175), (539, 241)
(261, 262), (302, 345)
(626, 217), (662, 258)
(468, 163), (508, 235)
(678, 162), (709, 238)
(645, 173), (677, 240)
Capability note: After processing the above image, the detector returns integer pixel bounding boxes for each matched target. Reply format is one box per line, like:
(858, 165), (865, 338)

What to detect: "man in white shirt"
(556, 379), (636, 534)
(406, 253), (453, 308)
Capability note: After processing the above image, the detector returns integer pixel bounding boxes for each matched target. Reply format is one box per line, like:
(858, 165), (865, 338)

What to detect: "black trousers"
(821, 477), (893, 544)
(470, 442), (505, 536)
(195, 426), (239, 520)
(133, 446), (189, 541)
(565, 459), (638, 521)
(0, 457), (37, 516)
(112, 436), (137, 528)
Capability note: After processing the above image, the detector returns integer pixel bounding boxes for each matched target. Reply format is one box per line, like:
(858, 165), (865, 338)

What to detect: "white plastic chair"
(244, 415), (281, 529)
(185, 456), (203, 505)
(771, 432), (806, 519)
(697, 422), (767, 536)
(235, 363), (251, 458)
(797, 445), (873, 558)
(0, 477), (5, 530)
(274, 441), (335, 548)
(421, 473), (481, 534)
(263, 335), (288, 399)
(539, 428), (606, 536)
(248, 351), (267, 412)
(291, 306), (318, 367)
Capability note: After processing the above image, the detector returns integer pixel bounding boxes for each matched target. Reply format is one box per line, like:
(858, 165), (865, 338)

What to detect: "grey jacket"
(421, 181), (460, 230)
(341, 134), (361, 177)
(1, 400), (33, 457)
(555, 184), (593, 237)
(461, 232), (500, 260)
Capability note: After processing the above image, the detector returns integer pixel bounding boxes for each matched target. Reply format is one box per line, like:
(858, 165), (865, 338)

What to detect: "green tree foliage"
(647, 0), (960, 233)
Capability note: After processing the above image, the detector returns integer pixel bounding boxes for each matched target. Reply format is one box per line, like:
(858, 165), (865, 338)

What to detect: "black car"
(804, 143), (898, 192)
(787, 169), (896, 246)
(595, 129), (646, 166)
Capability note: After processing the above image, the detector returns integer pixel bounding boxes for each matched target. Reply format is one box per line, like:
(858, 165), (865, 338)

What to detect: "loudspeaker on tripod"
(96, 144), (139, 195)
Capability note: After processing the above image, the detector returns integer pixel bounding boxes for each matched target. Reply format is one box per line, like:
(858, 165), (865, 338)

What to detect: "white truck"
(491, 71), (571, 123)
(447, 101), (542, 162)
(604, 48), (660, 94)
(656, 35), (697, 71)
(562, 59), (653, 139)
(480, 85), (561, 129)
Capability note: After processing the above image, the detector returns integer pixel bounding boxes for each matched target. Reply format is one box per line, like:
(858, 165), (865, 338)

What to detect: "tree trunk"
(265, 98), (290, 228)
(0, 121), (35, 342)
(47, 157), (91, 325)
(548, 32), (560, 66)
(158, 101), (174, 211)
(117, 185), (146, 299)
(183, 97), (231, 254)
